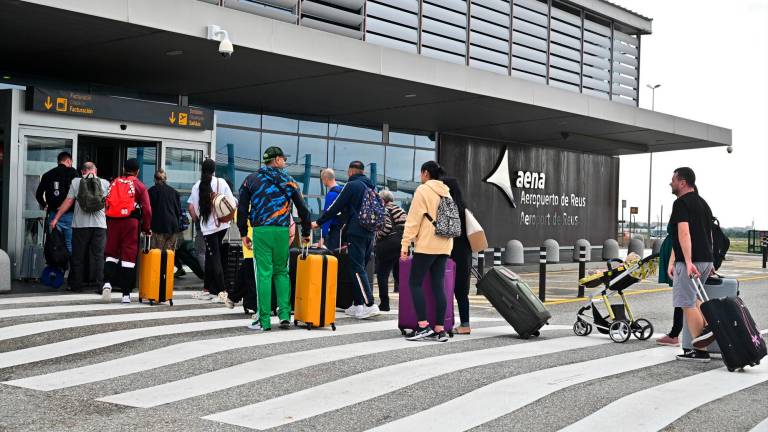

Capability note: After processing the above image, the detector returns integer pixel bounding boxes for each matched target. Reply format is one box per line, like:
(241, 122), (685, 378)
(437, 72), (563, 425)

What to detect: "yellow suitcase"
(138, 238), (175, 306)
(293, 250), (338, 330)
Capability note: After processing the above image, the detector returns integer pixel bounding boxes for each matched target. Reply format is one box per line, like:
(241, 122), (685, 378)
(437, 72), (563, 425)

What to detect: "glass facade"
(215, 111), (435, 217)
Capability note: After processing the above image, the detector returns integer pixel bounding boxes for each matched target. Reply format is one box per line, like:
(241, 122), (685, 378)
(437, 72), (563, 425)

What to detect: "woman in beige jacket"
(400, 161), (454, 342)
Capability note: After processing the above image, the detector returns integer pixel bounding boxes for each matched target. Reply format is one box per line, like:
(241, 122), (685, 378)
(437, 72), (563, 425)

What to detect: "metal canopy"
(0, 0), (729, 156)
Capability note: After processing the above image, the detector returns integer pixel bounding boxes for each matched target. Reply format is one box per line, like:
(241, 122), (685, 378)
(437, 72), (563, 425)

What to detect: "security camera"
(207, 25), (233, 58)
(727, 145), (733, 154)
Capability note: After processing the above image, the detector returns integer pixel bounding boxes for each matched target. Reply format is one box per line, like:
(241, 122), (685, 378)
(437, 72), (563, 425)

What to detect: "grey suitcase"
(477, 266), (551, 339)
(681, 276), (739, 353)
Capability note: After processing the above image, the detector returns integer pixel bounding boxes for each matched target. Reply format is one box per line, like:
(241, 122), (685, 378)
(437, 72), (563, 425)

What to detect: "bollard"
(762, 237), (767, 269)
(539, 246), (547, 302)
(493, 248), (504, 266)
(503, 240), (524, 265)
(578, 246), (586, 298)
(477, 250), (485, 275)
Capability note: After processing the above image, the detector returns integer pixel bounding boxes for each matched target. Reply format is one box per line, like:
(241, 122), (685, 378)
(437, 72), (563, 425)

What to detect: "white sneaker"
(121, 295), (131, 304)
(345, 305), (362, 317)
(193, 290), (212, 300)
(210, 295), (224, 304)
(101, 285), (112, 303)
(219, 291), (234, 309)
(356, 304), (381, 319)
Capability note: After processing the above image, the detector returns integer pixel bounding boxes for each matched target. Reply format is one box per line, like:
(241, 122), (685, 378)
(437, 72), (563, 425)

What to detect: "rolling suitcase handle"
(141, 233), (151, 254)
(692, 276), (710, 302)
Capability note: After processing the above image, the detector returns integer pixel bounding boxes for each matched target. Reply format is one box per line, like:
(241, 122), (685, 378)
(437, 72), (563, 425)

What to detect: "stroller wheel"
(631, 318), (654, 340)
(573, 320), (592, 336)
(608, 320), (631, 343)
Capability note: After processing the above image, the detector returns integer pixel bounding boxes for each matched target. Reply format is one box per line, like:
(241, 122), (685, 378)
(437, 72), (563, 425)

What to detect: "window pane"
(388, 132), (415, 146)
(126, 146), (157, 187)
(297, 136), (328, 168)
(385, 146), (414, 183)
(165, 148), (204, 240)
(331, 140), (385, 182)
(330, 124), (382, 142)
(215, 127), (261, 188)
(414, 148), (436, 180)
(261, 133), (298, 164)
(216, 110), (261, 128)
(23, 137), (72, 244)
(263, 115), (299, 133)
(415, 134), (436, 148)
(299, 120), (329, 136)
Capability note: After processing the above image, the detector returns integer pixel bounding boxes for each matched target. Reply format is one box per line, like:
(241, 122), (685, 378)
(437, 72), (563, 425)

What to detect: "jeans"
(408, 253), (448, 326)
(451, 237), (472, 326)
(70, 227), (106, 291)
(203, 229), (227, 295)
(50, 211), (73, 254)
(348, 233), (375, 306)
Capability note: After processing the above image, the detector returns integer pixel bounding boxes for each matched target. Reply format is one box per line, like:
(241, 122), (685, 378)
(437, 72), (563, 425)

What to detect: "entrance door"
(77, 135), (158, 183)
(162, 141), (208, 243)
(14, 128), (77, 277)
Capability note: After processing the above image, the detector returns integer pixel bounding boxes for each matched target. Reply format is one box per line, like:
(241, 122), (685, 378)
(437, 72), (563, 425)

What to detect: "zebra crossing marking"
(0, 291), (195, 306)
(0, 307), (243, 342)
(6, 319), (505, 391)
(98, 325), (535, 408)
(750, 416), (768, 432)
(202, 335), (610, 430)
(0, 299), (201, 318)
(0, 318), (253, 369)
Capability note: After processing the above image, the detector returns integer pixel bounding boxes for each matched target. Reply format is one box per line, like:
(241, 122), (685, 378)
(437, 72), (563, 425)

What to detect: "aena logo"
(484, 148), (545, 207)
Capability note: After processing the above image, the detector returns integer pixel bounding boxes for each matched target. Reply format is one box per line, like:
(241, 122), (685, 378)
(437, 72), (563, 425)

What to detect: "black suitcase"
(335, 252), (355, 310)
(177, 240), (204, 279)
(221, 242), (243, 294)
(694, 278), (766, 372)
(477, 266), (551, 339)
(230, 258), (257, 314)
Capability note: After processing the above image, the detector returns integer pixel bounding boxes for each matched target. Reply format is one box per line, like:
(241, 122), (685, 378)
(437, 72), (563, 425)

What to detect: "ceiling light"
(404, 94), (417, 98)
(1, 75), (10, 80)
(165, 50), (184, 56)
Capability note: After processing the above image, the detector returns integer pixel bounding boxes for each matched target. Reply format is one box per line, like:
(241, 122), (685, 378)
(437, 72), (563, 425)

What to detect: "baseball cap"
(263, 146), (289, 163)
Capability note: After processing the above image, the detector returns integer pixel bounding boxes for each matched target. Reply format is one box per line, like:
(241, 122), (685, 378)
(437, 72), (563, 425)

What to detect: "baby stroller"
(572, 253), (658, 343)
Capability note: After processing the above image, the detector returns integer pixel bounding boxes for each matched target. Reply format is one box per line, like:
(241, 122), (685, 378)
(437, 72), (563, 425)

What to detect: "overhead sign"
(630, 207), (639, 214)
(25, 87), (213, 130)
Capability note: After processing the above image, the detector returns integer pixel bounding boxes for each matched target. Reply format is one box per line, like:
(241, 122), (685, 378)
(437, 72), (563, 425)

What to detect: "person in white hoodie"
(400, 161), (454, 342)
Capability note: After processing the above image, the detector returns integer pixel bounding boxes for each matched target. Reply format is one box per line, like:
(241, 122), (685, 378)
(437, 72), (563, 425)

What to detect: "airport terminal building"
(0, 0), (730, 277)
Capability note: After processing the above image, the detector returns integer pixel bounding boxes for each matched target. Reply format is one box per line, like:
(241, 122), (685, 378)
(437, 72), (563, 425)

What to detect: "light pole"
(646, 83), (661, 241)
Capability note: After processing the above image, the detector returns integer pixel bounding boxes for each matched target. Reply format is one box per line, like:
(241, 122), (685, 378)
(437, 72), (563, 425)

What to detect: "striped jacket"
(376, 202), (407, 240)
(236, 166), (311, 238)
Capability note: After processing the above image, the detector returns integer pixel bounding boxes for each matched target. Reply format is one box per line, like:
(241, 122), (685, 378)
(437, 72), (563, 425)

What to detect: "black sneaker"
(435, 330), (450, 342)
(676, 349), (711, 363)
(279, 320), (291, 330)
(406, 326), (435, 341)
(692, 325), (716, 349)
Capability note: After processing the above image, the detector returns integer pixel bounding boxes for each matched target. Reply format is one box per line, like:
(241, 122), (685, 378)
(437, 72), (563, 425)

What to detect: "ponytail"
(199, 159), (216, 223)
(420, 160), (445, 180)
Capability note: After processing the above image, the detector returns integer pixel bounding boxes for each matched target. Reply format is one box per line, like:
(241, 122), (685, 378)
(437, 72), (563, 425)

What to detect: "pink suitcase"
(398, 257), (456, 336)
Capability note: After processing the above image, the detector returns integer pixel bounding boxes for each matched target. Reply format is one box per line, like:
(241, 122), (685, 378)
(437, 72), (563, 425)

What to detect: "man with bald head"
(51, 161), (110, 293)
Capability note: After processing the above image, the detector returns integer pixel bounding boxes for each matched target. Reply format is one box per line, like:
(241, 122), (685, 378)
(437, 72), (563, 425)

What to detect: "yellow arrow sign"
(44, 96), (53, 110)
(169, 112), (176, 124)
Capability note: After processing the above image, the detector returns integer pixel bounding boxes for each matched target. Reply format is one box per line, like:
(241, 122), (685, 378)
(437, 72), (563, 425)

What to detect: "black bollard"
(493, 248), (503, 267)
(762, 237), (767, 269)
(578, 246), (586, 298)
(539, 246), (547, 302)
(477, 250), (485, 275)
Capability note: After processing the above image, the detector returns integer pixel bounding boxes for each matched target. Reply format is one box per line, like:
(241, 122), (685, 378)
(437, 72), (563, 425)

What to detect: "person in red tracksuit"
(101, 158), (152, 304)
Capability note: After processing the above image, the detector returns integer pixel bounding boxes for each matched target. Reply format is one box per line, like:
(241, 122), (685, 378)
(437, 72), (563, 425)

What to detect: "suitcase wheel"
(532, 330), (540, 337)
(138, 298), (143, 303)
(519, 333), (531, 340)
(169, 299), (173, 306)
(149, 300), (155, 306)
(331, 323), (336, 331)
(306, 323), (313, 331)
(400, 329), (407, 336)
(448, 331), (454, 338)
(728, 367), (735, 372)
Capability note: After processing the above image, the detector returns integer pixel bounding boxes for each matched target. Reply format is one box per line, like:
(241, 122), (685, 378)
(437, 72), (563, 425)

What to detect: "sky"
(614, 0), (768, 229)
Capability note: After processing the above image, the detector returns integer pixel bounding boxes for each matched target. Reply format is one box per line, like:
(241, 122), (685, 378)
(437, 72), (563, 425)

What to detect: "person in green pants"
(237, 146), (311, 331)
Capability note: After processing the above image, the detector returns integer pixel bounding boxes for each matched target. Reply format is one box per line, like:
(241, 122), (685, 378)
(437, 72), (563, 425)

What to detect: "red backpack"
(105, 176), (137, 218)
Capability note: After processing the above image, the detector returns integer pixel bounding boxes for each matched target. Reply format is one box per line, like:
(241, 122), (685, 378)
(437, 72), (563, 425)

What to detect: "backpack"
(105, 176), (137, 218)
(357, 187), (387, 232)
(44, 228), (69, 268)
(711, 217), (730, 270)
(425, 195), (462, 238)
(77, 175), (105, 213)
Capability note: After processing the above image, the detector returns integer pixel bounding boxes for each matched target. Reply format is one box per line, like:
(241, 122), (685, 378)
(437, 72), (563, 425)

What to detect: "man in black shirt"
(36, 152), (78, 253)
(667, 167), (715, 362)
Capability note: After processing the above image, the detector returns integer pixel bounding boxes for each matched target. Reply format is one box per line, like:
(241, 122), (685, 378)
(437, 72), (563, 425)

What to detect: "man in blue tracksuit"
(319, 168), (343, 250)
(313, 161), (380, 319)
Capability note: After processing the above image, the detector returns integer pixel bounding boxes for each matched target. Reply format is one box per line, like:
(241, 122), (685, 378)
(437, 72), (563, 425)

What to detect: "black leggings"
(451, 239), (472, 325)
(203, 229), (227, 295)
(669, 307), (684, 338)
(409, 253), (448, 326)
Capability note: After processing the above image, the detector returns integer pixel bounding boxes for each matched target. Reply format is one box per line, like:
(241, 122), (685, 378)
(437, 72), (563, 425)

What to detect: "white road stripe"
(5, 318), (504, 391)
(0, 292), (195, 305)
(0, 307), (243, 342)
(750, 417), (768, 432)
(0, 299), (201, 318)
(99, 325), (564, 408)
(202, 335), (610, 430)
(0, 319), (252, 369)
(561, 350), (768, 430)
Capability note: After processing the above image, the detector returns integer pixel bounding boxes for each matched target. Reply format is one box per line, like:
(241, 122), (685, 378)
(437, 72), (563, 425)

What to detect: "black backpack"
(44, 228), (69, 269)
(77, 175), (105, 213)
(711, 217), (730, 270)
